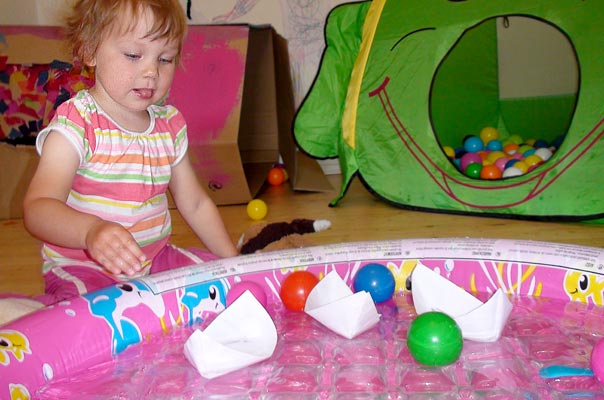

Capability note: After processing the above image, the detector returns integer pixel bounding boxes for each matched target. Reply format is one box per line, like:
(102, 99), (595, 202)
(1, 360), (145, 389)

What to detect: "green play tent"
(294, 0), (604, 221)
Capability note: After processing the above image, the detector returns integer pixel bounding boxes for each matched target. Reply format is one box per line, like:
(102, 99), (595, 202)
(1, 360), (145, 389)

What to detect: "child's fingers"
(110, 238), (145, 275)
(121, 237), (146, 264)
(86, 223), (146, 276)
(98, 249), (139, 276)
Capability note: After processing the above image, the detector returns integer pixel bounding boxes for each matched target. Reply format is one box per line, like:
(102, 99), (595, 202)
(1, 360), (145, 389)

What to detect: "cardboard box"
(0, 25), (332, 218)
(0, 26), (74, 219)
(0, 143), (38, 220)
(168, 24), (332, 205)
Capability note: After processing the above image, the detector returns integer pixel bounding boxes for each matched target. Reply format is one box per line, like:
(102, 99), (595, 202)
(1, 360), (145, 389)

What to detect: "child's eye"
(159, 57), (174, 64)
(124, 53), (141, 60)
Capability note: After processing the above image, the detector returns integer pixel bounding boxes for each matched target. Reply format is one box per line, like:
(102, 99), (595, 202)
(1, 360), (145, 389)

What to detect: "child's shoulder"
(55, 90), (97, 119)
(149, 103), (180, 118)
(150, 103), (186, 128)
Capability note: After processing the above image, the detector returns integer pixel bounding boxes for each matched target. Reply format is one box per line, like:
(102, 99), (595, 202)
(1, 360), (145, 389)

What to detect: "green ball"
(464, 162), (482, 178)
(407, 311), (463, 366)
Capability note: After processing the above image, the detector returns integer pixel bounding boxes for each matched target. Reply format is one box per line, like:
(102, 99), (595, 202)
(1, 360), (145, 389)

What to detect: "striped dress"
(36, 90), (187, 278)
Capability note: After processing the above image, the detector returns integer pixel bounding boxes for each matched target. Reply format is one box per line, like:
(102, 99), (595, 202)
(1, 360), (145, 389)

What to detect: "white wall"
(0, 0), (70, 25)
(497, 16), (578, 99)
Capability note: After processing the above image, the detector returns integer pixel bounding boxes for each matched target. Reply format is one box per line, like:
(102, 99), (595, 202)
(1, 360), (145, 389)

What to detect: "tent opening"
(430, 16), (579, 179)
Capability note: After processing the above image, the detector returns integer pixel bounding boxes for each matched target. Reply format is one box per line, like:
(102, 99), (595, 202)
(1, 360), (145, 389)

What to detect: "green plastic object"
(407, 311), (463, 366)
(294, 0), (604, 221)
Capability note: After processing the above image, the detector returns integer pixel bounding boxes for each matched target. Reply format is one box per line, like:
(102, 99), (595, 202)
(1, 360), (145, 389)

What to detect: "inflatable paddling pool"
(2, 238), (604, 398)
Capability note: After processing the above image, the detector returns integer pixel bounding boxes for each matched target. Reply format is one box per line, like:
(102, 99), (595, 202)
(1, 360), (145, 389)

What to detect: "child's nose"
(142, 61), (159, 78)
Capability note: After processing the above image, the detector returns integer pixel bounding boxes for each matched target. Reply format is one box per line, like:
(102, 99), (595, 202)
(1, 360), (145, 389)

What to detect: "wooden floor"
(1, 174), (603, 297)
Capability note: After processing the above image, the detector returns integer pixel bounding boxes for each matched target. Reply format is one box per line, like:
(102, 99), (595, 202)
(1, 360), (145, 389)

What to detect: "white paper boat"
(411, 263), (512, 342)
(184, 290), (277, 378)
(304, 270), (380, 339)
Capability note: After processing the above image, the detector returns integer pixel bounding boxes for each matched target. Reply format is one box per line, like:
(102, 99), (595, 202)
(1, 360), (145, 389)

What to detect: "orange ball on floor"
(267, 167), (286, 186)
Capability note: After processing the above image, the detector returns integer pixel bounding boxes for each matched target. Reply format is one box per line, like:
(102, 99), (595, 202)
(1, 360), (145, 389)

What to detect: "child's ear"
(80, 47), (96, 68)
(84, 56), (96, 67)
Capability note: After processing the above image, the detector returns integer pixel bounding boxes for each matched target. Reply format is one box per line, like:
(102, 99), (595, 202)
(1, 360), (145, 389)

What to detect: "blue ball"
(454, 147), (466, 158)
(353, 263), (395, 303)
(522, 148), (536, 157)
(463, 136), (484, 153)
(505, 159), (519, 169)
(486, 139), (503, 151)
(552, 135), (565, 149)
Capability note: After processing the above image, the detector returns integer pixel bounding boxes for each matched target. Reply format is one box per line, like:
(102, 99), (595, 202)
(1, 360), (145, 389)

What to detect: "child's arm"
(169, 152), (238, 258)
(23, 132), (146, 276)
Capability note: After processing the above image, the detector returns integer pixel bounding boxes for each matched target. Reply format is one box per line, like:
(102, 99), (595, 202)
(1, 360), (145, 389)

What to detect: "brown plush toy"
(237, 219), (331, 254)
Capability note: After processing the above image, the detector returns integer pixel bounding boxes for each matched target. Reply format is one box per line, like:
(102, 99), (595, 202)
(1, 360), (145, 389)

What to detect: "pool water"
(36, 292), (604, 399)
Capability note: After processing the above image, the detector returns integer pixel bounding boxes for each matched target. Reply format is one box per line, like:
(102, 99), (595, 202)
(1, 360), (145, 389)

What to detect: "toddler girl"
(23, 0), (238, 305)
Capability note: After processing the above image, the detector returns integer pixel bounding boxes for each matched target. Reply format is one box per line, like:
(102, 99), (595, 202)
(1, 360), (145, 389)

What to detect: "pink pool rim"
(2, 238), (604, 399)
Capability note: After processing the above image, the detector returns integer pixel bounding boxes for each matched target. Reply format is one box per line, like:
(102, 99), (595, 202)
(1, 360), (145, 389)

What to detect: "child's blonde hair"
(65, 0), (187, 66)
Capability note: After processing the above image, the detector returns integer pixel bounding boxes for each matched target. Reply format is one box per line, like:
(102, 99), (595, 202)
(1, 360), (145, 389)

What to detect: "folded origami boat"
(411, 263), (513, 342)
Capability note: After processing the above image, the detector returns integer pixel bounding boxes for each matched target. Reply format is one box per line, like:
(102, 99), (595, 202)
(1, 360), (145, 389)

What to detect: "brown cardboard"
(0, 25), (332, 219)
(168, 25), (332, 205)
(270, 29), (334, 193)
(0, 143), (38, 220)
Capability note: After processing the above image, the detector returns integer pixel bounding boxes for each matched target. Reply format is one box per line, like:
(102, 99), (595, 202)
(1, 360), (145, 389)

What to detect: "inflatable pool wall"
(2, 238), (604, 399)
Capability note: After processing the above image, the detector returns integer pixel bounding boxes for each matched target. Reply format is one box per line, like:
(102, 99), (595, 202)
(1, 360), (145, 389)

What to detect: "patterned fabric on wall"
(0, 57), (94, 143)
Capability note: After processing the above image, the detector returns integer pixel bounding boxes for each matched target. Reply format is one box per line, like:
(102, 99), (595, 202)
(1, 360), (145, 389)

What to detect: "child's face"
(88, 8), (180, 124)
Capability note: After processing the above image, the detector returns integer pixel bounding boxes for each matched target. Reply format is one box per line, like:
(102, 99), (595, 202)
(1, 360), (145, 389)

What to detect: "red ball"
(279, 271), (319, 311)
(267, 167), (285, 186)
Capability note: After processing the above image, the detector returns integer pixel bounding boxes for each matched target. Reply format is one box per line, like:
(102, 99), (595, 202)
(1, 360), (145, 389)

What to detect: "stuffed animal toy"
(238, 218), (331, 254)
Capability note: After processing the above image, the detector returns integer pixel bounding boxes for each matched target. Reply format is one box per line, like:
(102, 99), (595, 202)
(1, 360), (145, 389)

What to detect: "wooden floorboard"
(1, 174), (602, 296)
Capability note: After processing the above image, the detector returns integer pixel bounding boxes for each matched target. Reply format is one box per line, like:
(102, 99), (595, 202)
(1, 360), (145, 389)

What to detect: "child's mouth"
(134, 88), (155, 99)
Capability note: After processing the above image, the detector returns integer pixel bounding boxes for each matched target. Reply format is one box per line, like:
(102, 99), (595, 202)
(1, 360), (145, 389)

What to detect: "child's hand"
(85, 220), (147, 276)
